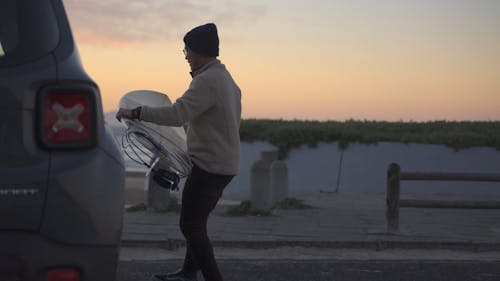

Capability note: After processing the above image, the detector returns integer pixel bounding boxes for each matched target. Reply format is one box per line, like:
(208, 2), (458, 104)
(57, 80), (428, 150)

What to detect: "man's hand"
(115, 108), (134, 122)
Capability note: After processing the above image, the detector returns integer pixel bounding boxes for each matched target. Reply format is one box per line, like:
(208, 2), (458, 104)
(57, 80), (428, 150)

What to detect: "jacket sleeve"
(140, 76), (215, 126)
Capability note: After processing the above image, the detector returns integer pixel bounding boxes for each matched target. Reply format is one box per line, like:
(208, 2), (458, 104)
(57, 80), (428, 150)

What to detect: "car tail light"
(38, 86), (97, 149)
(46, 268), (80, 281)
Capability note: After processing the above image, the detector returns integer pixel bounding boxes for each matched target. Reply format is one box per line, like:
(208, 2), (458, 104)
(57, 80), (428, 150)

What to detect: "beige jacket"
(140, 60), (241, 175)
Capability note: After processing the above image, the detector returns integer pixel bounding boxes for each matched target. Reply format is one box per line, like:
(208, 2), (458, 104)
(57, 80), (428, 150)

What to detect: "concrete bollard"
(270, 160), (288, 205)
(146, 172), (170, 211)
(250, 151), (278, 210)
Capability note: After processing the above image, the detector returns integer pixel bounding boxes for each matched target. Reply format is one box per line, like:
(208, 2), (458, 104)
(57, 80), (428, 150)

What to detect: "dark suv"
(0, 0), (125, 280)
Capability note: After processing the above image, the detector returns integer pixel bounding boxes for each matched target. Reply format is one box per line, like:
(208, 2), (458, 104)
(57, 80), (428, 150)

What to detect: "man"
(116, 23), (241, 281)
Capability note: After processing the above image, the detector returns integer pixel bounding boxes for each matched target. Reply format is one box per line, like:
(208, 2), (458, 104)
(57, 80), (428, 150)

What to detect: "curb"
(121, 239), (500, 252)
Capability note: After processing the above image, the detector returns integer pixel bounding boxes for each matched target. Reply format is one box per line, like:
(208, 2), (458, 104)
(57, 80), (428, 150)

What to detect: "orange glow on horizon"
(68, 1), (500, 121)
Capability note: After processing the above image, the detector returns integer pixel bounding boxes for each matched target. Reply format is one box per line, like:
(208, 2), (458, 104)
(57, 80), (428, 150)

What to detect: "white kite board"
(119, 90), (192, 189)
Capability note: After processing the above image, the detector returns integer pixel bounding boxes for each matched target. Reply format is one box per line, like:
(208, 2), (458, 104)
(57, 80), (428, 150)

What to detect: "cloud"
(64, 0), (266, 46)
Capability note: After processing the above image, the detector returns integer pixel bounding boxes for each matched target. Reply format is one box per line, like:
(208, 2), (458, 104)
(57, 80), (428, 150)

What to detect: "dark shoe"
(153, 269), (198, 281)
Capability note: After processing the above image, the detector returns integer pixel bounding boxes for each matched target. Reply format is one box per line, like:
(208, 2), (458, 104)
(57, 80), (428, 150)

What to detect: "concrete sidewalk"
(121, 193), (500, 251)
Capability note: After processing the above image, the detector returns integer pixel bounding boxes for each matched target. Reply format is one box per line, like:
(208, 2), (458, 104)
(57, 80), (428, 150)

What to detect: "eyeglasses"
(182, 48), (188, 56)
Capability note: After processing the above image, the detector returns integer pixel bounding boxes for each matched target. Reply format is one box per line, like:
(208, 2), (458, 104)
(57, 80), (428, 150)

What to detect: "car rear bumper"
(0, 231), (119, 281)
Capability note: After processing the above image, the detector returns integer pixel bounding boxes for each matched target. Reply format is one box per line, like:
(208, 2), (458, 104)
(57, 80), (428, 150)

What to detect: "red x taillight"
(38, 86), (97, 149)
(44, 93), (90, 142)
(46, 268), (80, 281)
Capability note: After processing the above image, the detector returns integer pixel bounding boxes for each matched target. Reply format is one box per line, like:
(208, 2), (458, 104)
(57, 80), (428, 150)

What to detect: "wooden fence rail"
(386, 163), (500, 233)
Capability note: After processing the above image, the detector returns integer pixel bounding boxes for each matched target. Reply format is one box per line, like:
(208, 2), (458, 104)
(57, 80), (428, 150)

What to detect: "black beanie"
(183, 23), (219, 57)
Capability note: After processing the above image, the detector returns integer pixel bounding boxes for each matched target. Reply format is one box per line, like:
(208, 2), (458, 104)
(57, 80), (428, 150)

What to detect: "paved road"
(118, 246), (500, 281)
(117, 259), (500, 281)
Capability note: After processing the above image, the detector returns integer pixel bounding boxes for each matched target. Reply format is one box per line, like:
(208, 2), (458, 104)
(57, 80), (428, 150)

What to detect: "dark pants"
(180, 164), (233, 281)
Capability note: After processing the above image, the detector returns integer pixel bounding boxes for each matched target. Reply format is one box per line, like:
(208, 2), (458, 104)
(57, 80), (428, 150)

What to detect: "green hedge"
(239, 119), (500, 159)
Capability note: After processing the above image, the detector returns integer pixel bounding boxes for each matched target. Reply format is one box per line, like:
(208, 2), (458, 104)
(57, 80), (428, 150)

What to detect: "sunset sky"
(64, 0), (500, 121)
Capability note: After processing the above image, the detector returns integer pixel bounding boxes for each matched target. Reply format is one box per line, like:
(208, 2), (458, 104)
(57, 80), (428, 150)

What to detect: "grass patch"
(225, 198), (314, 216)
(126, 203), (147, 212)
(225, 200), (272, 217)
(126, 198), (181, 213)
(273, 197), (314, 210)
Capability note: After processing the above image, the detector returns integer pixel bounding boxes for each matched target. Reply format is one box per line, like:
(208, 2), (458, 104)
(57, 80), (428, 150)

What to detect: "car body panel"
(41, 147), (125, 245)
(0, 0), (125, 280)
(0, 55), (55, 231)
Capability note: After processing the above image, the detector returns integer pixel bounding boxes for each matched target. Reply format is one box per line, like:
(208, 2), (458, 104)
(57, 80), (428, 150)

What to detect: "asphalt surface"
(117, 259), (500, 281)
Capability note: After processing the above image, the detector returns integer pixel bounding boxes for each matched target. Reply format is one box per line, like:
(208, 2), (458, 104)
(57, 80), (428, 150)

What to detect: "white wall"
(224, 142), (500, 198)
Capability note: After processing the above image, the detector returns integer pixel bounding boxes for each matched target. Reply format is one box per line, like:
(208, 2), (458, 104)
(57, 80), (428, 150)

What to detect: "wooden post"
(386, 163), (401, 233)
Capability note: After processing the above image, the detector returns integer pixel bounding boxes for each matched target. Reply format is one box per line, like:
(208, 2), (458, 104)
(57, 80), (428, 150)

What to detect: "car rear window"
(0, 0), (59, 66)
(0, 1), (18, 58)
